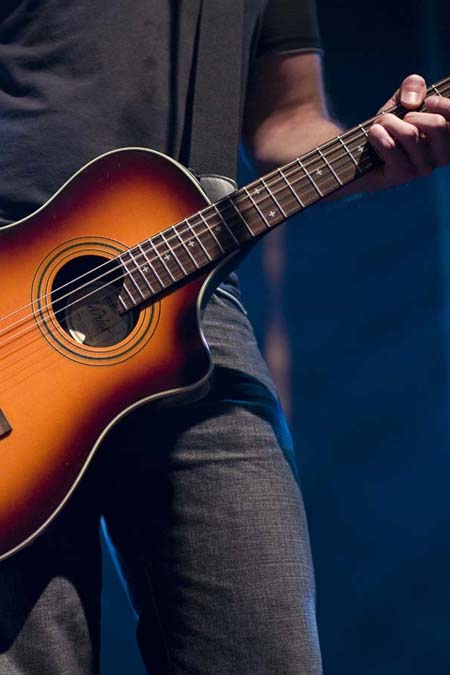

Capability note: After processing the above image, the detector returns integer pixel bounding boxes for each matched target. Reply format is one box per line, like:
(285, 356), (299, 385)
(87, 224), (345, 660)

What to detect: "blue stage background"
(101, 1), (450, 672)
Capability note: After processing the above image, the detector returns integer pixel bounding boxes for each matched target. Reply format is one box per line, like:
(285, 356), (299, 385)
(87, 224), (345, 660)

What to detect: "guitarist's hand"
(244, 55), (450, 196)
(367, 74), (450, 189)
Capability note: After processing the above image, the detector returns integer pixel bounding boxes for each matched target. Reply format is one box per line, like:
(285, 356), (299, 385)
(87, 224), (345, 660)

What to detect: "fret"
(118, 243), (163, 312)
(337, 135), (361, 171)
(147, 237), (173, 285)
(212, 201), (253, 248)
(171, 223), (198, 271)
(243, 186), (271, 229)
(138, 242), (164, 291)
(297, 158), (323, 197)
(211, 202), (241, 245)
(224, 193), (255, 237)
(316, 148), (343, 187)
(117, 270), (139, 313)
(261, 177), (288, 218)
(277, 167), (305, 209)
(311, 164), (326, 182)
(122, 276), (137, 304)
(152, 236), (178, 281)
(347, 132), (379, 174)
(160, 230), (187, 275)
(198, 211), (226, 255)
(160, 232), (186, 275)
(128, 249), (152, 296)
(174, 223), (201, 269)
(185, 218), (212, 262)
(114, 74), (450, 315)
(358, 124), (369, 140)
(121, 253), (145, 301)
(226, 194), (266, 238)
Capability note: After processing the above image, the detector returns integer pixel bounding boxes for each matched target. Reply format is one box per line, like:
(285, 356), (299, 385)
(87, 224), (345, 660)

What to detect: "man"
(0, 1), (449, 674)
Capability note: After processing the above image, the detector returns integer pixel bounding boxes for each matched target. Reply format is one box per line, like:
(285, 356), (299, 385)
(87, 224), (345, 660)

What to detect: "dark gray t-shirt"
(0, 0), (321, 225)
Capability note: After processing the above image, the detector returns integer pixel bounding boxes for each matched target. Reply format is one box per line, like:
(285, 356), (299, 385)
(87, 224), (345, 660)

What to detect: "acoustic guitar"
(0, 77), (448, 561)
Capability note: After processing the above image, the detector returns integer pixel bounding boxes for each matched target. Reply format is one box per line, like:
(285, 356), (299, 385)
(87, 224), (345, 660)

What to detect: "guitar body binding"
(0, 147), (237, 561)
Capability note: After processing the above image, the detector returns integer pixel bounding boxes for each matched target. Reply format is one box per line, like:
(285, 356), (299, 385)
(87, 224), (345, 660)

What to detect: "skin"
(243, 52), (450, 194)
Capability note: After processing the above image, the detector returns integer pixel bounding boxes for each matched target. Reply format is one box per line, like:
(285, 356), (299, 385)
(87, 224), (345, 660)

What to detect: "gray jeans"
(0, 289), (322, 674)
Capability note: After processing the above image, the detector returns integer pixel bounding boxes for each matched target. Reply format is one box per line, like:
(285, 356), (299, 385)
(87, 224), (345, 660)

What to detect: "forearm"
(244, 104), (343, 174)
(242, 52), (361, 199)
(243, 53), (450, 199)
(244, 103), (370, 202)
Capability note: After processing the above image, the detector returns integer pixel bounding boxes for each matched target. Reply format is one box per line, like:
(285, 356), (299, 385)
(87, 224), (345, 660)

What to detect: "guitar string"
(0, 79), (448, 346)
(2, 74), (449, 335)
(0, 122), (444, 357)
(0, 130), (428, 357)
(0, 100), (446, 352)
(0, 76), (448, 335)
(2, 77), (450, 351)
(0, 151), (378, 347)
(0, 156), (377, 353)
(0, 114), (386, 331)
(242, 78), (450, 196)
(0, 77), (450, 338)
(0, 144), (376, 340)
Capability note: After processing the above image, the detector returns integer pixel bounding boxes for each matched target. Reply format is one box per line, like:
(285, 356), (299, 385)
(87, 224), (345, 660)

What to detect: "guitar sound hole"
(52, 255), (138, 347)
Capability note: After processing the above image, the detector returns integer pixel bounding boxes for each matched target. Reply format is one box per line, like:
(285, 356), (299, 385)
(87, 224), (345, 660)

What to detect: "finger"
(368, 123), (396, 154)
(367, 124), (416, 184)
(377, 74), (427, 115)
(424, 95), (450, 121)
(404, 111), (450, 167)
(373, 113), (432, 176)
(399, 73), (427, 109)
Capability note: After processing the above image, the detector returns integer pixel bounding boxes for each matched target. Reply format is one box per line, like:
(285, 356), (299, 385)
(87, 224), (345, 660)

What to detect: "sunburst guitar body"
(0, 148), (216, 560)
(2, 74), (449, 560)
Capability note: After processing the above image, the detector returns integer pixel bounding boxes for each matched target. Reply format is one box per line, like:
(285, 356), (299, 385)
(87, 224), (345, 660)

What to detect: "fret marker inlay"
(115, 75), (450, 317)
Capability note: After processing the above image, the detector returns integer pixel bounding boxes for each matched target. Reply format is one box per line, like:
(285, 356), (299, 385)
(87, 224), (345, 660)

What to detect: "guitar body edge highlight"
(0, 147), (231, 561)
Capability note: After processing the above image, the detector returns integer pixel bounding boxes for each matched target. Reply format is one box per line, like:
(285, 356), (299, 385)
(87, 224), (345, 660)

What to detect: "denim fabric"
(0, 292), (322, 674)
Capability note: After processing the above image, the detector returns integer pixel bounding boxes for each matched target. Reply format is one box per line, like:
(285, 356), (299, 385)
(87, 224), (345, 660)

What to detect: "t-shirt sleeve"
(256, 0), (323, 57)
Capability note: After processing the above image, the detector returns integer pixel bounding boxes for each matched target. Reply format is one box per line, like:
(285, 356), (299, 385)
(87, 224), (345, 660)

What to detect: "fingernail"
(403, 91), (420, 105)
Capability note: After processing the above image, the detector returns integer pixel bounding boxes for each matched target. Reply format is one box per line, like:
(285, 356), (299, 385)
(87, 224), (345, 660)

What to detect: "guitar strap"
(186, 0), (245, 180)
(181, 3), (251, 311)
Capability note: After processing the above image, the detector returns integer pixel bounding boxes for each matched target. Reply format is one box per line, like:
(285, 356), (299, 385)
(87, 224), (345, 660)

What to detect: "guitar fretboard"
(118, 75), (450, 312)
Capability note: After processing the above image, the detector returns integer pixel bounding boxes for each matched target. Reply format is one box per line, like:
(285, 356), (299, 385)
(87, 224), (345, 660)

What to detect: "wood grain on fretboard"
(118, 75), (450, 312)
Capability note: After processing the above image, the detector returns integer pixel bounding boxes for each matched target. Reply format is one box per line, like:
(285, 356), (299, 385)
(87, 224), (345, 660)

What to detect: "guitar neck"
(118, 75), (450, 313)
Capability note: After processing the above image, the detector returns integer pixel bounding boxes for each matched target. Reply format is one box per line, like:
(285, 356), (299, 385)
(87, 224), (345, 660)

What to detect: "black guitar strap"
(186, 0), (245, 179)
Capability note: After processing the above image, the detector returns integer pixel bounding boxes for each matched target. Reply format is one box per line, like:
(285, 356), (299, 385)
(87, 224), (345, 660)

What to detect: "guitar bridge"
(0, 409), (12, 438)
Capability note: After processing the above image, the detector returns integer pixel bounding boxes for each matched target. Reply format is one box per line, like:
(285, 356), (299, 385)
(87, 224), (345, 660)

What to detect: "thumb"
(377, 73), (426, 114)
